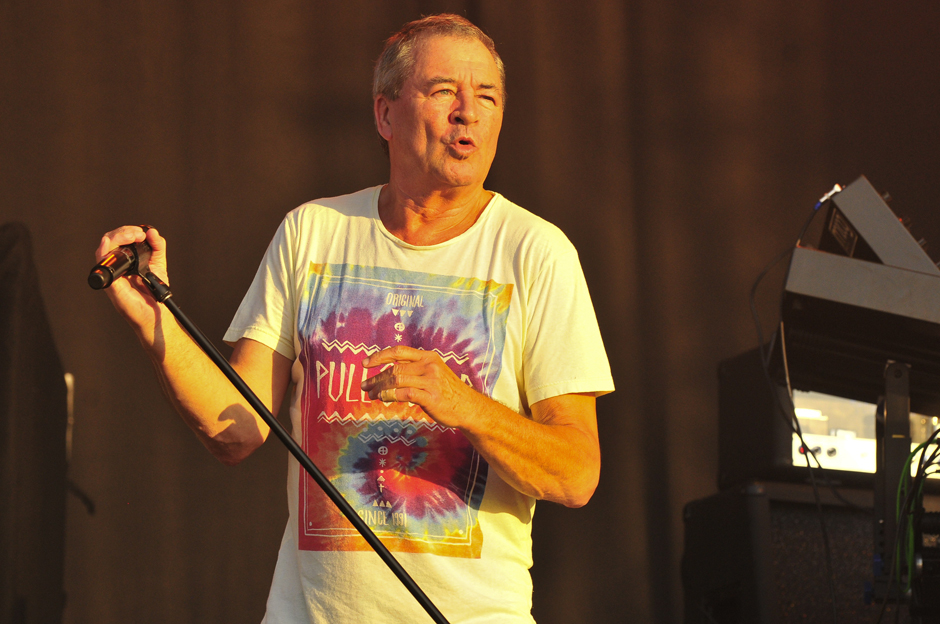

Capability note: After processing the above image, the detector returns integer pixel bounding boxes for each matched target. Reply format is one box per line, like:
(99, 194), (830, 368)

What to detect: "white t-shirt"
(224, 186), (614, 623)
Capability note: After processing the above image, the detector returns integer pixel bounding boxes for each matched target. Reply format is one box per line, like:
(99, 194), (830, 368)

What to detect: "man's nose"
(450, 93), (479, 125)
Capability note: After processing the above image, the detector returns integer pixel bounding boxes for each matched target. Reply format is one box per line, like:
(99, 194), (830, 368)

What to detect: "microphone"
(88, 239), (151, 290)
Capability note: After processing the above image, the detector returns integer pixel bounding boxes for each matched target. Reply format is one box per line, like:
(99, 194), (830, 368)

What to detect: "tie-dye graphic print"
(296, 262), (512, 558)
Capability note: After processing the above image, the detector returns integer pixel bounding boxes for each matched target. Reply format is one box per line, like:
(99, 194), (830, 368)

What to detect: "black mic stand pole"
(112, 260), (451, 624)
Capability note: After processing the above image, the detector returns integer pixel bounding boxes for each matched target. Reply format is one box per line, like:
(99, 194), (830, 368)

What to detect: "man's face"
(377, 35), (504, 193)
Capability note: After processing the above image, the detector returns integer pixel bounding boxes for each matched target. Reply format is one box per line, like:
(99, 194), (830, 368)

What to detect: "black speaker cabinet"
(683, 483), (876, 624)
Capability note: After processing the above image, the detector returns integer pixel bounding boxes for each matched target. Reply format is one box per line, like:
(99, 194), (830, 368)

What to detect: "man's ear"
(374, 96), (393, 142)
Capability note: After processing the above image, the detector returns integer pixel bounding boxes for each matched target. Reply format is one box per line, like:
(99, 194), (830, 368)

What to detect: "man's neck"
(378, 182), (492, 246)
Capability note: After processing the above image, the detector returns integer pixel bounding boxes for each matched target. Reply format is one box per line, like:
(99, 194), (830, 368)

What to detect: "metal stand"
(135, 269), (451, 624)
(874, 361), (912, 604)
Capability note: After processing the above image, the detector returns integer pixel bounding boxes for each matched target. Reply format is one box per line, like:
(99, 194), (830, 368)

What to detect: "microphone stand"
(105, 255), (451, 624)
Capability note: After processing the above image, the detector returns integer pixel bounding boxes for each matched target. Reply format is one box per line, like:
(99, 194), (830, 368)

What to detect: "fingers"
(359, 348), (449, 402)
(96, 225), (147, 262)
(144, 226), (165, 252)
(360, 361), (409, 400)
(360, 357), (432, 405)
(96, 226), (166, 259)
(95, 225), (168, 286)
(360, 347), (426, 401)
(361, 345), (423, 368)
(142, 227), (168, 279)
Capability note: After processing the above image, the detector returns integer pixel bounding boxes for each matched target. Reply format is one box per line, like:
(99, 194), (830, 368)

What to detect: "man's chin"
(430, 165), (484, 190)
(440, 156), (495, 187)
(438, 175), (483, 190)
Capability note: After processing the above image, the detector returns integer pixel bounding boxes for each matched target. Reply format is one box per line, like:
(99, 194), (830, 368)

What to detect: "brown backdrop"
(2, 1), (938, 622)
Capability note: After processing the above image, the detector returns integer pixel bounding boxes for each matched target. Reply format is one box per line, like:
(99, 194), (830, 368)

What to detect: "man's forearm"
(135, 315), (282, 466)
(452, 391), (600, 508)
(96, 226), (290, 466)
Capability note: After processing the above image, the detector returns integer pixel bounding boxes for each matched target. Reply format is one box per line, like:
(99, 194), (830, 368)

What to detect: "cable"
(875, 428), (940, 623)
(908, 434), (940, 586)
(748, 186), (845, 624)
(749, 184), (841, 367)
(749, 199), (825, 370)
(779, 324), (840, 624)
(875, 470), (917, 624)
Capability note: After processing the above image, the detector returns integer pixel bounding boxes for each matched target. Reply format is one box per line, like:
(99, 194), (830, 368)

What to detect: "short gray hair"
(372, 14), (506, 154)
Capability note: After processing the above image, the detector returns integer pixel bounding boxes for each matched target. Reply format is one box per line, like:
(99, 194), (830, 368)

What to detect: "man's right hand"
(95, 226), (169, 340)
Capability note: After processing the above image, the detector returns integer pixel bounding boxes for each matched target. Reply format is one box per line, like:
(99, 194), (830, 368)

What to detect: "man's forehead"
(410, 34), (500, 81)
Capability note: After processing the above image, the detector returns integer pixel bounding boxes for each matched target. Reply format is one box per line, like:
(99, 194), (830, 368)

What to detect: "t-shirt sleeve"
(522, 246), (614, 405)
(223, 215), (297, 360)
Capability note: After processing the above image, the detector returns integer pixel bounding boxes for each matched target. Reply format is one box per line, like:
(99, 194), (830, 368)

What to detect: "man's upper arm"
(230, 337), (293, 417)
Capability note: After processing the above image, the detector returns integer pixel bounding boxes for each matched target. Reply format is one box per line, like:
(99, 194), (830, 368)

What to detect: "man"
(97, 14), (613, 623)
